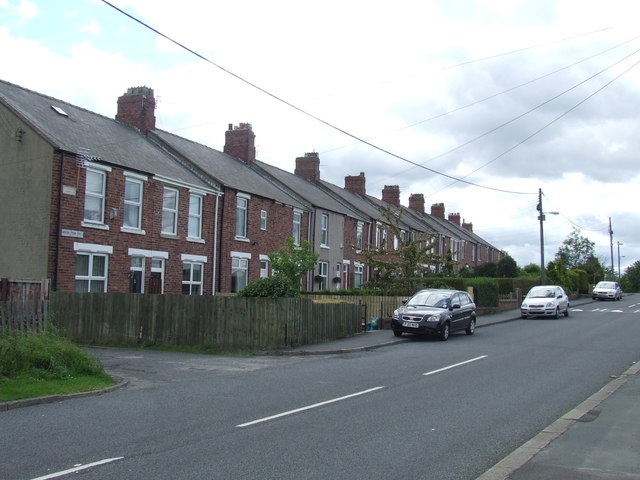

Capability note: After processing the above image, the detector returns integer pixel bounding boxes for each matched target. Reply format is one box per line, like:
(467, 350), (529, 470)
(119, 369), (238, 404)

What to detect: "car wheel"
(393, 330), (402, 337)
(439, 323), (450, 341)
(564, 307), (569, 317)
(521, 314), (528, 319)
(465, 318), (476, 335)
(553, 307), (559, 319)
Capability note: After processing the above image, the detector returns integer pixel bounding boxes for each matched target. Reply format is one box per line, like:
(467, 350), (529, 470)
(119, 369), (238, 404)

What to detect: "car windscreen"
(596, 282), (615, 289)
(406, 292), (450, 308)
(526, 287), (556, 298)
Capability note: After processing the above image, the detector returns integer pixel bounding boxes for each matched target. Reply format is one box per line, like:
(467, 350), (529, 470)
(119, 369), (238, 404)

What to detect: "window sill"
(81, 221), (109, 231)
(161, 233), (180, 240)
(187, 237), (205, 244)
(120, 227), (146, 235)
(320, 244), (330, 249)
(235, 236), (251, 243)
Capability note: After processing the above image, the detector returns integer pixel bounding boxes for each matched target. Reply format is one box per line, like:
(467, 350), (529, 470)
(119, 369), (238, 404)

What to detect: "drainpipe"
(211, 194), (220, 295)
(53, 151), (65, 290)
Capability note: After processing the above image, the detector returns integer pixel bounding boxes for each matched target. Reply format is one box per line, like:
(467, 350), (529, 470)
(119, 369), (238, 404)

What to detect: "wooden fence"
(304, 295), (405, 327)
(49, 292), (364, 350)
(0, 279), (49, 331)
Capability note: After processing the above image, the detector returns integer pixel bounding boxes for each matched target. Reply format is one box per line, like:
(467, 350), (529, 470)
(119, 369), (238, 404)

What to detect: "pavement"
(2, 297), (639, 479)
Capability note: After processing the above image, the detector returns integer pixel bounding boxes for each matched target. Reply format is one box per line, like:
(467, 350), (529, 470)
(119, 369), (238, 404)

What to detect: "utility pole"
(537, 188), (558, 285)
(538, 188), (545, 284)
(609, 217), (614, 280)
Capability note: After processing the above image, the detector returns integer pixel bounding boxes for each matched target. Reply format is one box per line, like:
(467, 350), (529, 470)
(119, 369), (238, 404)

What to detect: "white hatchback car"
(592, 281), (623, 301)
(521, 285), (570, 319)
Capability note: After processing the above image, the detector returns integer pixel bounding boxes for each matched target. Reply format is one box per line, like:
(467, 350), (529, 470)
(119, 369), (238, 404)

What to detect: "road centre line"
(423, 355), (488, 376)
(30, 457), (124, 480)
(236, 386), (385, 428)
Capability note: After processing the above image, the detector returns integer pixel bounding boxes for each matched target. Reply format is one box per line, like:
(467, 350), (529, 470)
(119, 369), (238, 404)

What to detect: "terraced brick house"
(0, 79), (501, 294)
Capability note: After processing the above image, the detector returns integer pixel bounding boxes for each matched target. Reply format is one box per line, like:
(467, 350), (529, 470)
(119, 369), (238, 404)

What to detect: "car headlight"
(521, 302), (528, 308)
(545, 302), (554, 308)
(425, 315), (440, 322)
(393, 309), (400, 319)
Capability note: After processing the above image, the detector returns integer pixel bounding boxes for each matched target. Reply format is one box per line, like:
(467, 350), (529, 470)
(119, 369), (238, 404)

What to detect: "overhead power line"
(104, 0), (596, 195)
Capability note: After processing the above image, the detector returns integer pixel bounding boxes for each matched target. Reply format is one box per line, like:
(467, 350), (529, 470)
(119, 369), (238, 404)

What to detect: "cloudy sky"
(1, 0), (638, 274)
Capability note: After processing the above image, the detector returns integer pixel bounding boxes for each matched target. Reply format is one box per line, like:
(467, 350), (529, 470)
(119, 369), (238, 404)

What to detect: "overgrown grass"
(0, 328), (115, 402)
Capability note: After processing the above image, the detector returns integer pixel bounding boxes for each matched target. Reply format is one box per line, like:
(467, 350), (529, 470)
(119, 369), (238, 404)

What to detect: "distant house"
(0, 79), (501, 295)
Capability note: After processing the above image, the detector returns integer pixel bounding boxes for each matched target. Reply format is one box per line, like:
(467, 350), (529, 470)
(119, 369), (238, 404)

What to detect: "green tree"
(621, 260), (640, 292)
(474, 261), (497, 277)
(580, 255), (604, 285)
(266, 237), (319, 296)
(359, 206), (441, 294)
(545, 259), (568, 289)
(522, 263), (541, 276)
(496, 254), (519, 277)
(555, 227), (596, 270)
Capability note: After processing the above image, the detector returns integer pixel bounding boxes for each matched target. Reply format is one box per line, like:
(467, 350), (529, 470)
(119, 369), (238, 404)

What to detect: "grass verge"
(0, 328), (115, 403)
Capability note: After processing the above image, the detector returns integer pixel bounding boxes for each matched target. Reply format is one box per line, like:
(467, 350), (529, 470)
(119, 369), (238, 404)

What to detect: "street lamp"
(538, 188), (558, 284)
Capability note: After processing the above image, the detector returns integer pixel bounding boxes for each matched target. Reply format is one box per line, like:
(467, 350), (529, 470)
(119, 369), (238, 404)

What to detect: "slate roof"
(253, 160), (367, 221)
(0, 79), (217, 192)
(152, 130), (310, 211)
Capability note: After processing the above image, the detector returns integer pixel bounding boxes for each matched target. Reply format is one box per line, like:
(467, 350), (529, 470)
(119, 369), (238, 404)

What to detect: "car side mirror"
(402, 299), (408, 305)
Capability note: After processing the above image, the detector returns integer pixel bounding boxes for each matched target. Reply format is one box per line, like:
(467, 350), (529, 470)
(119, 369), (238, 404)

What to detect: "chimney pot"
(345, 172), (366, 196)
(224, 122), (256, 164)
(116, 86), (156, 134)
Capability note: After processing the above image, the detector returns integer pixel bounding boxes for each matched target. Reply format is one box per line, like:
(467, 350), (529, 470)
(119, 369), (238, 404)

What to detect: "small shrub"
(0, 328), (107, 380)
(237, 275), (298, 298)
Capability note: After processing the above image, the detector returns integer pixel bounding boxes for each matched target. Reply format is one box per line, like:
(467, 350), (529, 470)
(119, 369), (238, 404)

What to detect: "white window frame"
(260, 210), (267, 231)
(182, 261), (204, 295)
(123, 176), (144, 232)
(73, 242), (113, 293)
(83, 168), (107, 225)
(356, 221), (363, 249)
(188, 192), (203, 240)
(259, 254), (270, 278)
(317, 261), (328, 290)
(162, 187), (179, 235)
(236, 194), (249, 239)
(293, 209), (302, 245)
(354, 263), (364, 288)
(320, 213), (329, 247)
(231, 251), (251, 292)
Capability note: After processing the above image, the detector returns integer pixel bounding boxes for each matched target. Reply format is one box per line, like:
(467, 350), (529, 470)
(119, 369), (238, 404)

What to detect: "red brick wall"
(48, 153), (217, 294)
(216, 189), (311, 293)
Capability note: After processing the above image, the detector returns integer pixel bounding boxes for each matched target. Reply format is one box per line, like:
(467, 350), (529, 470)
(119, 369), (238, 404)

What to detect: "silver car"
(592, 281), (623, 301)
(521, 285), (570, 319)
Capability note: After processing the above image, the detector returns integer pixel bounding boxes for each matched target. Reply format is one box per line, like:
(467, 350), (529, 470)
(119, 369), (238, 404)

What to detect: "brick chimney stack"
(294, 152), (320, 182)
(116, 86), (156, 134)
(431, 203), (445, 219)
(408, 193), (425, 214)
(224, 123), (256, 164)
(462, 220), (473, 232)
(345, 172), (366, 197)
(448, 212), (461, 226)
(382, 185), (400, 206)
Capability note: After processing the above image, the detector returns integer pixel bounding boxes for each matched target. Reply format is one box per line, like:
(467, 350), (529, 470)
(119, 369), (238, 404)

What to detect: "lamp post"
(538, 188), (558, 284)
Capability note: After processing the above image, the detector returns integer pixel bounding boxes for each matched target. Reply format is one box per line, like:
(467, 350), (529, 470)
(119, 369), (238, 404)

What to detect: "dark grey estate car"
(391, 289), (477, 341)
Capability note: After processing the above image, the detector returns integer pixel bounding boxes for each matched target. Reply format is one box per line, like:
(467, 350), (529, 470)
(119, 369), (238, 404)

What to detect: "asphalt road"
(2, 295), (639, 480)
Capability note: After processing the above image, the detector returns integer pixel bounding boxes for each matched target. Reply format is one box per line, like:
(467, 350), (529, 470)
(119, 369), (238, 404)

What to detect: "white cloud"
(80, 19), (101, 35)
(16, 0), (37, 19)
(2, 0), (639, 272)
